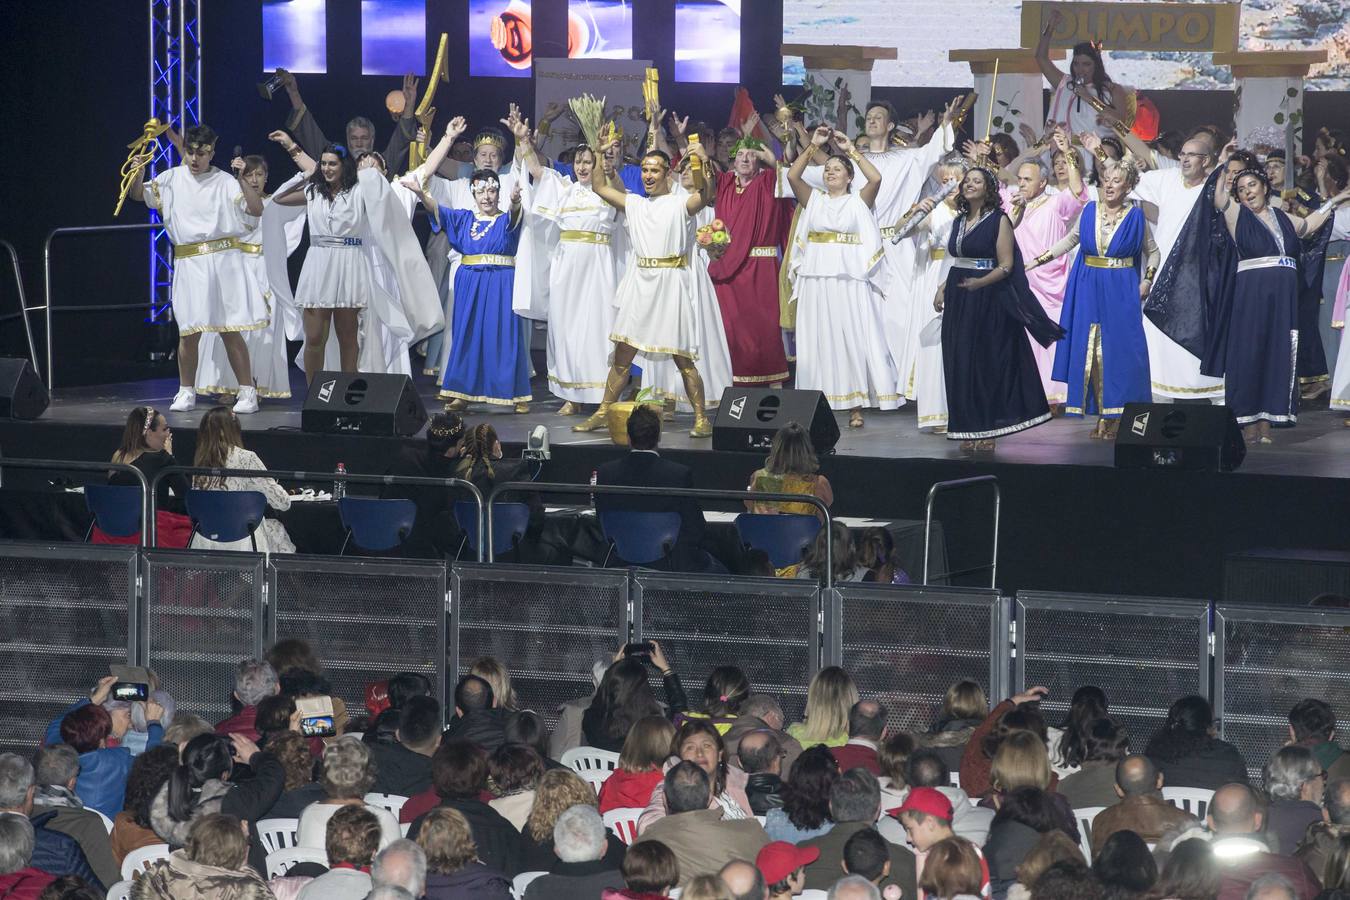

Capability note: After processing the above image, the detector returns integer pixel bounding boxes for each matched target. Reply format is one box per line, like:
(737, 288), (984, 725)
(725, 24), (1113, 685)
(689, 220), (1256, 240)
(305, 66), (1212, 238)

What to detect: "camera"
(111, 682), (149, 701)
(623, 641), (654, 659)
(296, 695), (337, 737)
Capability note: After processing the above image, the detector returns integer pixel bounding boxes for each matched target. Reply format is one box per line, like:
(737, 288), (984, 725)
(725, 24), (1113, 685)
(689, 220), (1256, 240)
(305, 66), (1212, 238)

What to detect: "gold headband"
(474, 133), (506, 151)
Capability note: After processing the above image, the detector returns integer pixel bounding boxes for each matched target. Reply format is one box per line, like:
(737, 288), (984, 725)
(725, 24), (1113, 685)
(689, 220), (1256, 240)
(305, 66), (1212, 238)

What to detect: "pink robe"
(1014, 188), (1086, 404)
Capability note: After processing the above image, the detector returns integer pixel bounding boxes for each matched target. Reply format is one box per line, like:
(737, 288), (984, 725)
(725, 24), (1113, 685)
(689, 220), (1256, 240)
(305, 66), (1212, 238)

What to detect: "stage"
(2, 369), (1350, 602)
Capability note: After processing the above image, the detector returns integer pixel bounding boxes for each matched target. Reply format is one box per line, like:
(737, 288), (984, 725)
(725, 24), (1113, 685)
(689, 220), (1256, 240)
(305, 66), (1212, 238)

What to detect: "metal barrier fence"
(924, 476), (1000, 587)
(0, 239), (39, 370)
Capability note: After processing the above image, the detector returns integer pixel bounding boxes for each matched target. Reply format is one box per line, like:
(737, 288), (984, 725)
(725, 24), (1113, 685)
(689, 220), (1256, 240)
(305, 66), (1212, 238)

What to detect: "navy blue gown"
(942, 210), (1065, 440)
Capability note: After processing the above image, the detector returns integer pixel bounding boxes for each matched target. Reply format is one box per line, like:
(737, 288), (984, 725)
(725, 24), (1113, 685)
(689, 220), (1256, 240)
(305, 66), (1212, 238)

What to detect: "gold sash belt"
(749, 246), (778, 258)
(636, 255), (687, 268)
(173, 238), (242, 259)
(237, 242), (263, 256)
(929, 248), (947, 261)
(807, 231), (861, 245)
(1084, 255), (1132, 269)
(461, 254), (516, 267)
(879, 226), (902, 240)
(559, 230), (611, 245)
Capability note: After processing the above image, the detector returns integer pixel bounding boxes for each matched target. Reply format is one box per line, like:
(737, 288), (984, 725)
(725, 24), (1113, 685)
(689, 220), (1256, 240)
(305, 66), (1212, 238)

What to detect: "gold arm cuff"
(559, 230), (611, 245)
(237, 242), (263, 256)
(636, 255), (688, 268)
(1083, 255), (1133, 269)
(173, 237), (243, 259)
(929, 248), (947, 261)
(460, 254), (516, 267)
(807, 231), (862, 245)
(1144, 266), (1158, 281)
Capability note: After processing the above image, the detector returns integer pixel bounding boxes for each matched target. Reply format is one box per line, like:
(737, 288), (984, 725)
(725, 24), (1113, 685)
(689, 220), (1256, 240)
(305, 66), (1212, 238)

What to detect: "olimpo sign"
(1020, 0), (1241, 53)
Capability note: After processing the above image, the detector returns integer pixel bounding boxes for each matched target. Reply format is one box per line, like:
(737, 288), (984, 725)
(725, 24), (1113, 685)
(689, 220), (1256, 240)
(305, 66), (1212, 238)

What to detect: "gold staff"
(115, 118), (170, 216)
(409, 33), (450, 171)
(643, 68), (660, 151)
(983, 58), (1000, 141)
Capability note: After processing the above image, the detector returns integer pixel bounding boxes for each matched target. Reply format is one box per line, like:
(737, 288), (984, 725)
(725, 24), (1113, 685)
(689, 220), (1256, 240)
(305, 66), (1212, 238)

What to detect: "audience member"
(470, 658), (519, 712)
(263, 731), (325, 818)
(380, 412), (466, 559)
(1206, 783), (1320, 900)
(789, 667), (860, 749)
(1287, 702), (1350, 783)
(640, 720), (753, 832)
(857, 526), (911, 585)
(109, 745), (178, 866)
(584, 653), (688, 753)
(1093, 830), (1158, 900)
(842, 828), (891, 885)
(522, 805), (625, 899)
(487, 743), (544, 832)
(1247, 874), (1300, 900)
(444, 675), (506, 753)
(743, 421), (834, 518)
(297, 806), (383, 900)
(792, 522), (870, 583)
(923, 681), (988, 777)
(1311, 833), (1350, 900)
(990, 731), (1077, 837)
(828, 874), (883, 900)
(755, 842), (816, 900)
(603, 839), (680, 899)
(216, 659), (280, 740)
(504, 711), (562, 770)
(1030, 859), (1103, 900)
(161, 714), (214, 749)
(1145, 696), (1248, 790)
(0, 817), (53, 900)
(370, 839), (428, 898)
(739, 731), (785, 815)
(960, 686), (1050, 799)
(253, 694), (298, 747)
(29, 746), (118, 887)
(297, 736), (400, 851)
(522, 769), (624, 872)
(407, 739), (524, 876)
(718, 858), (768, 900)
(1150, 837), (1220, 900)
(54, 684), (165, 817)
(1091, 754), (1197, 856)
(684, 666), (751, 733)
(266, 639), (351, 736)
(921, 836), (987, 900)
(984, 786), (1079, 897)
(1052, 686), (1109, 777)
(877, 732), (916, 811)
(682, 873), (736, 900)
(551, 660), (610, 759)
(764, 745), (839, 843)
(798, 769), (916, 894)
(189, 406), (295, 552)
(35, 876), (102, 900)
(1266, 746), (1328, 856)
(367, 696), (441, 798)
(0, 754), (101, 888)
(903, 748), (994, 846)
(832, 701), (888, 776)
(104, 405), (191, 547)
(634, 762), (770, 886)
(1056, 717), (1131, 810)
(723, 696), (805, 777)
(600, 717), (677, 813)
(1297, 779), (1350, 879)
(132, 814), (270, 900)
(1006, 831), (1084, 900)
(416, 807), (513, 900)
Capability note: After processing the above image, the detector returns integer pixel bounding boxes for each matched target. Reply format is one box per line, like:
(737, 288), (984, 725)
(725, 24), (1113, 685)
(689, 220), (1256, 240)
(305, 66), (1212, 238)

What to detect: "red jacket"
(0, 868), (55, 900)
(215, 706), (260, 742)
(598, 769), (663, 813)
(400, 788), (439, 824)
(831, 741), (883, 777)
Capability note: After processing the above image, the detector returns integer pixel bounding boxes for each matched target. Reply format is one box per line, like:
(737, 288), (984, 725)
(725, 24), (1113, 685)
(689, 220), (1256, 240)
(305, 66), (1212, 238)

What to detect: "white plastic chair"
(1074, 806), (1107, 861)
(799, 891), (829, 900)
(363, 792), (410, 818)
(576, 766), (613, 794)
(265, 846), (328, 878)
(603, 806), (643, 845)
(255, 817), (300, 854)
(1162, 786), (1214, 821)
(106, 881), (133, 900)
(91, 808), (115, 834)
(754, 815), (767, 826)
(121, 843), (171, 880)
(560, 747), (619, 773)
(400, 821), (412, 837)
(512, 871), (546, 899)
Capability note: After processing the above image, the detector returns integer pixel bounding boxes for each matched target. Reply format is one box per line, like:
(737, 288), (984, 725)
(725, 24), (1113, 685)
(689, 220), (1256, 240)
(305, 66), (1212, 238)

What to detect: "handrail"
(485, 481), (835, 588)
(0, 458), (151, 546)
(148, 465), (487, 561)
(0, 240), (39, 374)
(43, 223), (165, 388)
(924, 475), (1000, 587)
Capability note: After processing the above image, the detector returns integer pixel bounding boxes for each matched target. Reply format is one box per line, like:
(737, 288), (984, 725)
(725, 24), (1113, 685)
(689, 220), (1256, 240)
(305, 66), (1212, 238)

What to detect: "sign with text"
(1020, 1), (1240, 53)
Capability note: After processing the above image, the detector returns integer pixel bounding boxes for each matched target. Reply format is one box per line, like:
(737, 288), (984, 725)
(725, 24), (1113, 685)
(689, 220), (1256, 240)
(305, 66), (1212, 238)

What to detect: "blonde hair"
(682, 875), (735, 900)
(469, 658), (517, 710)
(921, 837), (986, 899)
(526, 768), (596, 842)
(184, 813), (249, 870)
(416, 806), (478, 873)
(618, 716), (677, 774)
(1015, 831), (1084, 886)
(797, 666), (859, 744)
(192, 406), (245, 488)
(942, 681), (988, 722)
(991, 730), (1052, 791)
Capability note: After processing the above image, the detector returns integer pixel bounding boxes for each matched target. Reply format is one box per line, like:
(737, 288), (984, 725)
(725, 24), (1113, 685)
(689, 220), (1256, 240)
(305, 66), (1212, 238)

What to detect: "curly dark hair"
(1144, 695), (1217, 764)
(956, 167), (1002, 216)
(780, 745), (840, 831)
(123, 744), (181, 828)
(306, 143), (359, 201)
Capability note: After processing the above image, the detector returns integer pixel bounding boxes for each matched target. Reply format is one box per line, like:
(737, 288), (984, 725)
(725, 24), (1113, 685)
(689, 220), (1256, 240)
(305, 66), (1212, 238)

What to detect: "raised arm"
(413, 116), (467, 184)
(591, 137), (628, 212)
(1027, 227), (1081, 270)
(268, 130), (316, 176)
(1286, 187), (1350, 237)
(231, 156), (264, 217)
(1054, 129), (1085, 197)
(1035, 8), (1068, 88)
(1213, 166), (1241, 238)
(398, 173), (442, 220)
(503, 110), (543, 182)
(787, 125), (833, 206)
(835, 132), (882, 209)
(684, 142), (715, 216)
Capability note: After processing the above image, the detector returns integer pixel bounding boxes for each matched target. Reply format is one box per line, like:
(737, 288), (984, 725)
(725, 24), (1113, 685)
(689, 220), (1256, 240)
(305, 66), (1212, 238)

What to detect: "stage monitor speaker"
(712, 387), (840, 454)
(301, 371), (427, 437)
(1113, 402), (1245, 472)
(0, 358), (48, 420)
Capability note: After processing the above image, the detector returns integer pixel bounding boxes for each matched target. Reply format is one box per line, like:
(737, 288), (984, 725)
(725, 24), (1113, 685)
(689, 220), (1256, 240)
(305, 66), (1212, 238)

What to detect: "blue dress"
(1052, 203), (1151, 418)
(434, 207), (531, 405)
(1209, 205), (1301, 426)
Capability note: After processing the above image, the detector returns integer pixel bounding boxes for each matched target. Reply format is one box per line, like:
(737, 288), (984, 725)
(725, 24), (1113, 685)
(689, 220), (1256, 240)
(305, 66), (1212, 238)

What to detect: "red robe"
(709, 168), (792, 384)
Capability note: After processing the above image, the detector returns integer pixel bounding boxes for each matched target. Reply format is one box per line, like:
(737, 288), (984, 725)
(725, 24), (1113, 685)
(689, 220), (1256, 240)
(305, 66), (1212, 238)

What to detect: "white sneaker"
(233, 386), (259, 414)
(169, 387), (196, 412)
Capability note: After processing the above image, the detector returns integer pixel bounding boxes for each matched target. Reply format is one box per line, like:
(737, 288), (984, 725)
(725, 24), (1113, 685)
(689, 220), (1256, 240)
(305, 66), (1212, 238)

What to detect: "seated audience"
(1249, 874), (1302, 900)
(504, 711), (562, 770)
(266, 640), (351, 737)
(763, 746), (839, 843)
(897, 749), (993, 847)
(417, 806), (513, 900)
(1152, 838), (1220, 900)
(470, 658), (519, 712)
(984, 786), (1079, 897)
(1145, 696), (1248, 790)
(923, 680), (989, 777)
(756, 841), (816, 900)
(406, 739), (524, 876)
(832, 701), (888, 776)
(723, 696), (804, 778)
(1093, 830), (1158, 900)
(131, 814), (270, 900)
(1311, 833), (1350, 900)
(262, 730), (325, 818)
(190, 406), (296, 553)
(788, 667), (860, 749)
(443, 675), (506, 753)
(103, 406), (191, 547)
(454, 424), (557, 564)
(584, 653), (688, 753)
(0, 755), (100, 888)
(843, 827), (893, 887)
(856, 526), (912, 585)
(1091, 754), (1197, 857)
(600, 717), (677, 814)
(603, 839), (681, 900)
(743, 421), (833, 518)
(682, 666), (751, 734)
(109, 745), (179, 866)
(634, 762), (769, 887)
(1051, 686), (1109, 778)
(718, 859), (767, 900)
(52, 683), (166, 817)
(216, 658), (280, 740)
(877, 731), (916, 811)
(0, 817), (53, 900)
(523, 805), (625, 899)
(798, 768), (916, 894)
(639, 720), (753, 833)
(35, 876), (102, 900)
(487, 743), (544, 832)
(298, 806), (384, 900)
(367, 695), (440, 798)
(1266, 746), (1328, 856)
(920, 836), (988, 900)
(297, 737), (401, 851)
(370, 840), (428, 898)
(1287, 701), (1350, 783)
(682, 873), (736, 900)
(1297, 779), (1350, 879)
(1056, 717), (1130, 811)
(790, 522), (871, 583)
(550, 660), (609, 760)
(1205, 783), (1320, 900)
(990, 731), (1078, 839)
(959, 686), (1050, 800)
(30, 746), (118, 887)
(1005, 831), (1085, 900)
(162, 714), (214, 749)
(739, 730), (785, 815)
(1030, 859), (1102, 900)
(380, 412), (467, 559)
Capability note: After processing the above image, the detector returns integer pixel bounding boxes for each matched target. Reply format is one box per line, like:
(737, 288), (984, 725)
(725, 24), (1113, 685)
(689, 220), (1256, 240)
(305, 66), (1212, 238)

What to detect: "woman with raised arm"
(936, 167), (1065, 452)
(786, 125), (898, 429)
(1207, 161), (1350, 442)
(1026, 158), (1157, 439)
(506, 116), (620, 418)
(1035, 8), (1130, 140)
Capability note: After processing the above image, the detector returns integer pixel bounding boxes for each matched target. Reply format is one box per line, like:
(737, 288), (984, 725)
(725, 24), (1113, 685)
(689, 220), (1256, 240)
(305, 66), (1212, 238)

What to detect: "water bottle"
(589, 469), (598, 511)
(333, 462), (347, 500)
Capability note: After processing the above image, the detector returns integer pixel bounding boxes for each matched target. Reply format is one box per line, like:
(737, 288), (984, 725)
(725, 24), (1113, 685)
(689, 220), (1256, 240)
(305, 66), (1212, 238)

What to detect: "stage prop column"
(1214, 50), (1326, 154)
(948, 49), (1052, 139)
(779, 45), (897, 134)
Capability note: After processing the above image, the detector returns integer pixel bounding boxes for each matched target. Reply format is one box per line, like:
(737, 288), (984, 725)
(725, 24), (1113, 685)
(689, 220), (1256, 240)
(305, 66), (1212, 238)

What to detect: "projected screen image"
(262, 0), (327, 74)
(675, 0), (740, 83)
(362, 0), (425, 76)
(470, 0), (533, 77)
(783, 0), (1350, 91)
(568, 0), (633, 60)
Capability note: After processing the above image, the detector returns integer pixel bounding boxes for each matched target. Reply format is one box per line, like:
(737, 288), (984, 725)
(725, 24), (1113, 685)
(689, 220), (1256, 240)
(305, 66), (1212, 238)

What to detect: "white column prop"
(1214, 51), (1325, 155)
(949, 49), (1057, 140)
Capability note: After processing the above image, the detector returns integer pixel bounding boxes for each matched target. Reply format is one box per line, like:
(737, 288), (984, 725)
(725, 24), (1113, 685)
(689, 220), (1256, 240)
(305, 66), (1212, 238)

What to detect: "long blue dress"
(1052, 203), (1152, 418)
(433, 207), (531, 405)
(1207, 205), (1301, 426)
(942, 210), (1065, 440)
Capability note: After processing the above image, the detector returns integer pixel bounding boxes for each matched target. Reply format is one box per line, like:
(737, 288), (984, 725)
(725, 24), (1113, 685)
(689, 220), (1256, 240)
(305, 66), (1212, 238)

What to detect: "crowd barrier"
(0, 238), (39, 370)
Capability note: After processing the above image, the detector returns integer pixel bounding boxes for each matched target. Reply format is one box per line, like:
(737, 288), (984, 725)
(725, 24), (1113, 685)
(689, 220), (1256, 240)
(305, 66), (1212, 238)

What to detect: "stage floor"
(34, 371), (1350, 479)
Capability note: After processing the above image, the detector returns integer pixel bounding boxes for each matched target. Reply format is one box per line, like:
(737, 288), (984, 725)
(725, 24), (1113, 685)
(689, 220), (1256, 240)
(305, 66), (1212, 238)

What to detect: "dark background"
(1, 0), (1348, 382)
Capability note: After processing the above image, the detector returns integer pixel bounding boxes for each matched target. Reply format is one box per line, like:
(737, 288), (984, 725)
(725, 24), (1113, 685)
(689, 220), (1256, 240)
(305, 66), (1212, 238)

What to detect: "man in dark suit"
(594, 406), (722, 572)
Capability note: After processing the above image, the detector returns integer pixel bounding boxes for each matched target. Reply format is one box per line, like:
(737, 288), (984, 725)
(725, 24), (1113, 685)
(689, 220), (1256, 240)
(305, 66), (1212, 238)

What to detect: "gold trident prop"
(983, 58), (1000, 142)
(642, 68), (660, 151)
(408, 33), (451, 171)
(115, 118), (170, 216)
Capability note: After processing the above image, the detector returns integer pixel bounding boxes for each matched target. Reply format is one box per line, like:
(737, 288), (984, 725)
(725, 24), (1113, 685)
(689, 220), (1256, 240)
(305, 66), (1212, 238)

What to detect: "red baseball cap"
(890, 786), (954, 820)
(756, 841), (820, 883)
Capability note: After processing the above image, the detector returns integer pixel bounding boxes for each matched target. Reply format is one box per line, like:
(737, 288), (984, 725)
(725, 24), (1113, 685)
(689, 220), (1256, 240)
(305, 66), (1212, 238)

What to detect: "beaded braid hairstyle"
(455, 423), (500, 479)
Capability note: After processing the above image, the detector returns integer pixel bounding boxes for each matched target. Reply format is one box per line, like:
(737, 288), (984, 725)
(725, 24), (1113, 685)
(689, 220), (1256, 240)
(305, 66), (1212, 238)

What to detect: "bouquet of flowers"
(696, 219), (731, 261)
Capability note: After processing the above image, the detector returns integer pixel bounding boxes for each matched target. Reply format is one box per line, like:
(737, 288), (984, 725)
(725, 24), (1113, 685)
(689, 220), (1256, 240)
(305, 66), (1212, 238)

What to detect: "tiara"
(474, 132), (506, 150)
(142, 406), (155, 435)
